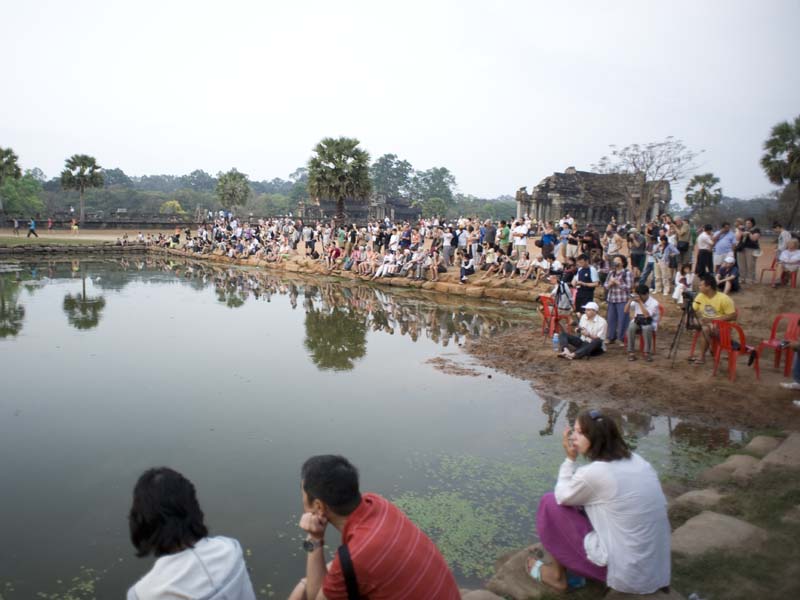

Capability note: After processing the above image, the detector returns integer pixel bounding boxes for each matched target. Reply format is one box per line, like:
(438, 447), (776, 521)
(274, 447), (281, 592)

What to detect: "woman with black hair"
(127, 467), (256, 600)
(528, 410), (670, 595)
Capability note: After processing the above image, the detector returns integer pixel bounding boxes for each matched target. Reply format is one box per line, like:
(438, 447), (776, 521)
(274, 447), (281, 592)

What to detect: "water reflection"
(0, 272), (26, 338)
(63, 273), (106, 330)
(304, 307), (367, 371)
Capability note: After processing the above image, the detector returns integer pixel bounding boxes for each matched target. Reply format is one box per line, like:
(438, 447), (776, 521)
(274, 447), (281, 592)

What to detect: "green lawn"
(0, 235), (108, 247)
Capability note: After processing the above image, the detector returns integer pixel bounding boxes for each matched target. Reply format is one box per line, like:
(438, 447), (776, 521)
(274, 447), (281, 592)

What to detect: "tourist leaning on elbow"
(530, 410), (671, 595)
(557, 301), (606, 360)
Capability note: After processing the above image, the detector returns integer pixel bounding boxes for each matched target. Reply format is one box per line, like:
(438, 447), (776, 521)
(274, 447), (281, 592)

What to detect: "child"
(672, 264), (694, 305)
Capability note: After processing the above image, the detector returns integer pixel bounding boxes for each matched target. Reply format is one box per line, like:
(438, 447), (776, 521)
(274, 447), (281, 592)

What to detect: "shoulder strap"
(337, 544), (360, 600)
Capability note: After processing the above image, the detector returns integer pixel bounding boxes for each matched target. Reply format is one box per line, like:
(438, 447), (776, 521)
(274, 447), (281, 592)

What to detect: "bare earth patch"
(426, 356), (482, 377)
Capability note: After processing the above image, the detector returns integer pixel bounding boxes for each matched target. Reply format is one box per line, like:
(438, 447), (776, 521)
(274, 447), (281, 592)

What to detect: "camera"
(682, 290), (697, 302)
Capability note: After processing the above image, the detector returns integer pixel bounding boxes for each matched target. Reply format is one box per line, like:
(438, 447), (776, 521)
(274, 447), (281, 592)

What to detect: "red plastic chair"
(540, 296), (573, 338)
(756, 313), (800, 377)
(690, 308), (740, 358)
(712, 320), (760, 381)
(759, 256), (777, 283)
(624, 304), (666, 353)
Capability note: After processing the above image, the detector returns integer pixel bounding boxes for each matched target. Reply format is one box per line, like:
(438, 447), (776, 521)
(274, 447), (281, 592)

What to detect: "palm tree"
(60, 154), (104, 225)
(685, 173), (722, 211)
(761, 115), (800, 228)
(307, 137), (372, 225)
(63, 274), (106, 330)
(0, 147), (22, 186)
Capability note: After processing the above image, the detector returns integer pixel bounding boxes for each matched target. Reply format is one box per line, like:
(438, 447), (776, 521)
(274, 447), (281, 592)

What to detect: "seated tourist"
(127, 467), (256, 600)
(458, 249), (476, 284)
(325, 244), (342, 271)
(531, 410), (670, 594)
(715, 256), (740, 294)
(557, 301), (606, 360)
(288, 455), (460, 600)
(689, 274), (737, 364)
(509, 252), (530, 280)
(625, 283), (660, 362)
(772, 237), (800, 287)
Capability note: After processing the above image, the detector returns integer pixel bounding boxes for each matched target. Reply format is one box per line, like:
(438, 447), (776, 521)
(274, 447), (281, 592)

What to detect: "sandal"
(628, 354), (637, 361)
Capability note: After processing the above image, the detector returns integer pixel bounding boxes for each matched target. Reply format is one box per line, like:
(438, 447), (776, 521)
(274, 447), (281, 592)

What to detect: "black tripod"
(668, 293), (708, 367)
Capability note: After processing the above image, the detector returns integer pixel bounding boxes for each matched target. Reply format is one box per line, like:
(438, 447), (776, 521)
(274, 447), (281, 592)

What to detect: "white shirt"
(513, 225), (528, 245)
(777, 230), (792, 252)
(555, 455), (671, 594)
(630, 295), (661, 331)
(578, 313), (607, 349)
(696, 231), (713, 251)
(779, 248), (800, 267)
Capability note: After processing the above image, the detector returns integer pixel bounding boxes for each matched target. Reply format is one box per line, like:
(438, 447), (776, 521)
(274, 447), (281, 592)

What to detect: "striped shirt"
(323, 493), (460, 600)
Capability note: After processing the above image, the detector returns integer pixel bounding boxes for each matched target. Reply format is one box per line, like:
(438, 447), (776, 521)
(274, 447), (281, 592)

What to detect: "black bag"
(635, 315), (653, 327)
(535, 239), (543, 248)
(669, 254), (678, 269)
(338, 545), (360, 600)
(677, 241), (689, 253)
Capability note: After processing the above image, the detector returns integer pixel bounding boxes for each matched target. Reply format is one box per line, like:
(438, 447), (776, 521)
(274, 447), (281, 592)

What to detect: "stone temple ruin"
(516, 167), (671, 225)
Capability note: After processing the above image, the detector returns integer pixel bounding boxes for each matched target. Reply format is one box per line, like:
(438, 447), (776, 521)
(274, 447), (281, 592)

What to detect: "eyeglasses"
(589, 409), (604, 421)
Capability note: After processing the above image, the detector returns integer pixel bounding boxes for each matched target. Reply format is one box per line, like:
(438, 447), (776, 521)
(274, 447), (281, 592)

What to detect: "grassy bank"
(0, 235), (105, 247)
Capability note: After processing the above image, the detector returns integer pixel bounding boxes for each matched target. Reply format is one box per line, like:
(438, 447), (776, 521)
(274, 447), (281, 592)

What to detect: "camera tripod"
(668, 296), (709, 368)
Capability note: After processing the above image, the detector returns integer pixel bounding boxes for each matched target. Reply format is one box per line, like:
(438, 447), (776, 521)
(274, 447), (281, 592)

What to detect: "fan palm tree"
(685, 173), (722, 211)
(60, 154), (104, 225)
(307, 137), (371, 225)
(0, 147), (22, 186)
(63, 274), (106, 330)
(761, 115), (800, 228)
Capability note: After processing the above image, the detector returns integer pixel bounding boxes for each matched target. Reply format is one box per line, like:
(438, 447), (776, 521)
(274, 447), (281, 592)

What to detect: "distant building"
(298, 195), (420, 223)
(516, 166), (671, 225)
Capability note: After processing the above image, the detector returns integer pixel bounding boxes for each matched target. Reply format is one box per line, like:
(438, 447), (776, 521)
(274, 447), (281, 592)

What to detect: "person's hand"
(299, 511), (328, 541)
(562, 426), (578, 461)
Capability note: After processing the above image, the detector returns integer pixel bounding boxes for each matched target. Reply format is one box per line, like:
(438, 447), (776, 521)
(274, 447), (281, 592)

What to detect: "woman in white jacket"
(529, 410), (671, 595)
(127, 467), (256, 600)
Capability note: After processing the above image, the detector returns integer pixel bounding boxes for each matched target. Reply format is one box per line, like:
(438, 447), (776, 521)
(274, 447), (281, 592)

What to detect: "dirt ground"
(466, 264), (800, 432)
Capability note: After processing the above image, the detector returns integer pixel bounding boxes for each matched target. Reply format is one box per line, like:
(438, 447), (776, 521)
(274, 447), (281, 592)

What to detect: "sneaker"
(780, 382), (800, 390)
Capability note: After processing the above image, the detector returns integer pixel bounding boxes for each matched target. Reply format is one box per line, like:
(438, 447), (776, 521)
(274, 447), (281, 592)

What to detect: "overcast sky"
(2, 0), (798, 200)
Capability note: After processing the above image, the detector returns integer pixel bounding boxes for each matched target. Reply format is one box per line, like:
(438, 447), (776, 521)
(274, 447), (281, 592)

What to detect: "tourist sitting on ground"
(672, 264), (694, 305)
(480, 244), (498, 271)
(127, 467), (256, 600)
(715, 256), (740, 294)
(371, 252), (395, 280)
(324, 243), (342, 271)
(557, 301), (607, 360)
(288, 455), (460, 600)
(527, 254), (551, 284)
(625, 284), (660, 362)
(429, 248), (444, 281)
(509, 252), (531, 280)
(458, 249), (476, 284)
(494, 252), (515, 279)
(531, 410), (670, 595)
(772, 237), (800, 288)
(689, 274), (737, 365)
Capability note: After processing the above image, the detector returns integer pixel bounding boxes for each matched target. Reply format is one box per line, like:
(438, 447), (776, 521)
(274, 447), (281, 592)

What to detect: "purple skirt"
(535, 492), (608, 583)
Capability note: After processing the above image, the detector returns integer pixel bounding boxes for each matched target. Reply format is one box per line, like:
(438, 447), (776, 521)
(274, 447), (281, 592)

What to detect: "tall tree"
(103, 168), (133, 188)
(685, 173), (722, 211)
(0, 170), (45, 215)
(181, 169), (217, 192)
(215, 168), (251, 211)
(411, 167), (456, 204)
(60, 154), (104, 224)
(761, 115), (800, 228)
(592, 137), (700, 226)
(307, 137), (371, 224)
(371, 154), (413, 201)
(0, 147), (22, 187)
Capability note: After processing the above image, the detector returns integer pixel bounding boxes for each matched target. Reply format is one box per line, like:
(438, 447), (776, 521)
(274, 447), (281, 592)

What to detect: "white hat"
(584, 301), (600, 311)
(724, 256), (735, 264)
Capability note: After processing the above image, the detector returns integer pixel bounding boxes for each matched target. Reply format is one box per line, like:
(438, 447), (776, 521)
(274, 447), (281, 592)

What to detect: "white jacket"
(127, 536), (256, 600)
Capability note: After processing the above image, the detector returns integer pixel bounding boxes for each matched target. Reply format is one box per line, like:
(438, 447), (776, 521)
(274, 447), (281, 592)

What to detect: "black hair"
(576, 410), (631, 462)
(635, 283), (650, 295)
(615, 255), (628, 268)
(301, 455), (361, 516)
(774, 222), (782, 229)
(577, 253), (588, 262)
(703, 224), (713, 231)
(128, 467), (208, 558)
(747, 217), (756, 226)
(700, 273), (718, 291)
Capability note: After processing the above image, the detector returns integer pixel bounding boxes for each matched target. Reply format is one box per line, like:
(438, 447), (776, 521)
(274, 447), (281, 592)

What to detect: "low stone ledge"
(761, 432), (800, 469)
(673, 488), (727, 510)
(743, 435), (782, 458)
(671, 511), (768, 556)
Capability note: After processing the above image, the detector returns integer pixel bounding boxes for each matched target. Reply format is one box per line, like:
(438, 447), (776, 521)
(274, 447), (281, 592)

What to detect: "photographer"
(736, 218), (761, 285)
(688, 274), (737, 365)
(557, 301), (607, 360)
(625, 284), (660, 362)
(627, 228), (646, 279)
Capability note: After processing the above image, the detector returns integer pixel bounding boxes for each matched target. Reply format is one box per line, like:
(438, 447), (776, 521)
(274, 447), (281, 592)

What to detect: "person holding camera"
(557, 301), (607, 359)
(688, 274), (737, 365)
(625, 284), (660, 362)
(604, 255), (632, 346)
(735, 218), (761, 285)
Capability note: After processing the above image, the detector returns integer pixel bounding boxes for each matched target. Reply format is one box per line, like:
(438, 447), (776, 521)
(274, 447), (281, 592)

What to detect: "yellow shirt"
(692, 291), (735, 319)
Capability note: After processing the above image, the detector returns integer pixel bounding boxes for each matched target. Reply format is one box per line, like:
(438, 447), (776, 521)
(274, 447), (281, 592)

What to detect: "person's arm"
(554, 430), (596, 506)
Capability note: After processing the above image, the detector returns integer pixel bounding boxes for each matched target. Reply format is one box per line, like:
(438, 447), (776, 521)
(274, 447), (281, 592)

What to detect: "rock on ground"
(781, 504), (800, 525)
(699, 454), (761, 484)
(761, 432), (800, 469)
(673, 488), (726, 510)
(743, 435), (782, 457)
(486, 544), (546, 600)
(671, 511), (768, 556)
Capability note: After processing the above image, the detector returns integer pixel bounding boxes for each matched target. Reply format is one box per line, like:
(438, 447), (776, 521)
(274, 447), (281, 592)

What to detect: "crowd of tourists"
(126, 411), (672, 599)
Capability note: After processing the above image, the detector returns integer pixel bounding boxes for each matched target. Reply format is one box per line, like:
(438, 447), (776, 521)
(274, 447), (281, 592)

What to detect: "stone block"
(486, 544), (545, 600)
(671, 511), (768, 556)
(673, 489), (726, 510)
(465, 287), (485, 298)
(698, 465), (732, 485)
(462, 591), (505, 600)
(716, 454), (760, 473)
(761, 432), (800, 469)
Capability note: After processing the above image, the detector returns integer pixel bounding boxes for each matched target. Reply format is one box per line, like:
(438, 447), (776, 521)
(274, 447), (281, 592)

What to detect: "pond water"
(0, 256), (744, 599)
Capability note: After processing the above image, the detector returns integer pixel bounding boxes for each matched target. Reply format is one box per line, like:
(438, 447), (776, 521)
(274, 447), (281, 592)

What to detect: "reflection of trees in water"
(0, 273), (26, 338)
(63, 274), (106, 330)
(304, 307), (368, 371)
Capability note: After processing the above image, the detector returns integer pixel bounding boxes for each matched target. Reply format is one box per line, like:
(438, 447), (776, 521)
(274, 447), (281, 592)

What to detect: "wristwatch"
(302, 537), (324, 552)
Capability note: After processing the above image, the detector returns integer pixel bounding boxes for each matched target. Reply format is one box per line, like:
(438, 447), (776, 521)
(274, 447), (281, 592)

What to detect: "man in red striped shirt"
(288, 454), (461, 600)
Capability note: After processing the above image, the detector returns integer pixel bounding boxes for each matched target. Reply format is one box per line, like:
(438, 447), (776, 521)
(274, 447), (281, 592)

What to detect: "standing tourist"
(573, 254), (599, 312)
(674, 216), (691, 267)
(531, 410), (670, 594)
(27, 217), (39, 238)
(737, 218), (761, 285)
(604, 255), (632, 346)
(694, 224), (714, 277)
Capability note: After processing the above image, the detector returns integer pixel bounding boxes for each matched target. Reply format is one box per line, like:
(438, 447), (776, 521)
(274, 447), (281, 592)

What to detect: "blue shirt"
(713, 230), (736, 255)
